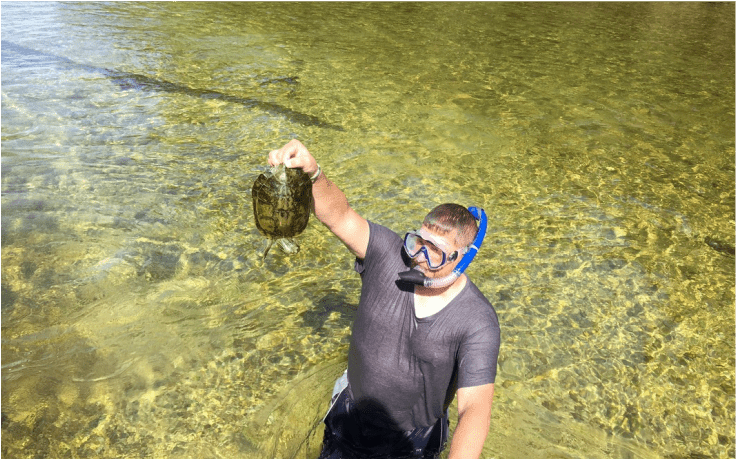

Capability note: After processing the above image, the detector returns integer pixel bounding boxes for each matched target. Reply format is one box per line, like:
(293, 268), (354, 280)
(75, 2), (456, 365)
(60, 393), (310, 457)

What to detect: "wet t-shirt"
(347, 221), (501, 432)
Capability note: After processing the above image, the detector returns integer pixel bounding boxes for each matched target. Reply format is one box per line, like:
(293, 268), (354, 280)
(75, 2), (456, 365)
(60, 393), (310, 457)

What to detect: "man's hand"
(268, 139), (319, 177)
(449, 383), (495, 459)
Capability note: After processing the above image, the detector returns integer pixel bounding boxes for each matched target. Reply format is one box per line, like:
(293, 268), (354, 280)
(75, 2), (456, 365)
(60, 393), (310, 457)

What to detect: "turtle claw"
(277, 238), (300, 254)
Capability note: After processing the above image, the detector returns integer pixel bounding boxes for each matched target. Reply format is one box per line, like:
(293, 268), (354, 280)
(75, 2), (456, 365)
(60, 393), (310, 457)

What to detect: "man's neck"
(414, 275), (467, 318)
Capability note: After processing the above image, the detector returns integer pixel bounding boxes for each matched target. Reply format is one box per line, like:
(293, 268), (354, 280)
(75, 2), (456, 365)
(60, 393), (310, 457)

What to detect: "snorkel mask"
(403, 229), (463, 270)
(398, 206), (487, 289)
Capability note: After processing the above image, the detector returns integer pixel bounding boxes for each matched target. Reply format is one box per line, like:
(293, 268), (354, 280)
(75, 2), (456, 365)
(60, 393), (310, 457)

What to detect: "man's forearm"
(311, 171), (352, 231)
(448, 407), (490, 459)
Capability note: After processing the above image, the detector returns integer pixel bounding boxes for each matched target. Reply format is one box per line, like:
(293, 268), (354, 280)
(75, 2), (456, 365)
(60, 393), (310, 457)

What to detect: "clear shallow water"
(1, 2), (734, 458)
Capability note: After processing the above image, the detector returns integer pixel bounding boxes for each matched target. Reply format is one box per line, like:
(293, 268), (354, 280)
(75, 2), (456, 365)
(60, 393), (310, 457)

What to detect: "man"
(267, 140), (500, 459)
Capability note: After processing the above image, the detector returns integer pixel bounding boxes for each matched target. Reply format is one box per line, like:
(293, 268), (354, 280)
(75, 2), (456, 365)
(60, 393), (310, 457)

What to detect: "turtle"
(252, 164), (313, 258)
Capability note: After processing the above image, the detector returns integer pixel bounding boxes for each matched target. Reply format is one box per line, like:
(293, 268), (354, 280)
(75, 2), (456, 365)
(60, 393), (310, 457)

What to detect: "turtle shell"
(252, 164), (312, 240)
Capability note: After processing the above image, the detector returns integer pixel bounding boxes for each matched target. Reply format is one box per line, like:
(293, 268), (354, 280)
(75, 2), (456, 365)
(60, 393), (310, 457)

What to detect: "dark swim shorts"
(319, 382), (448, 459)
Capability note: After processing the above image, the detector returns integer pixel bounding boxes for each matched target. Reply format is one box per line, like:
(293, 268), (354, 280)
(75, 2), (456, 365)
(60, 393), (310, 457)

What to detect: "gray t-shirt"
(347, 221), (500, 432)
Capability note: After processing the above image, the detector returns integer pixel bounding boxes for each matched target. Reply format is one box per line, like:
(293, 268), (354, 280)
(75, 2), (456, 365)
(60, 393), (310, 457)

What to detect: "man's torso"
(347, 221), (500, 432)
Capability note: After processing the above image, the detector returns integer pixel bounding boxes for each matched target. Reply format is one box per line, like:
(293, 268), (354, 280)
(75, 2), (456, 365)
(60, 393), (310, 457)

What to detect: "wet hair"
(422, 203), (479, 248)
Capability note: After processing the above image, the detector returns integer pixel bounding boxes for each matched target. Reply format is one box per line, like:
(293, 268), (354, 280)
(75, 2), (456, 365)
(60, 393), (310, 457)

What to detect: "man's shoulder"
(364, 220), (403, 258)
(457, 280), (500, 329)
(355, 220), (404, 276)
(366, 220), (401, 244)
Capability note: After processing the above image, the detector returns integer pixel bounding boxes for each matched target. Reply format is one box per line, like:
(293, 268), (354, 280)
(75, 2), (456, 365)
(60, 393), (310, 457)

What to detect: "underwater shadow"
(1, 41), (345, 131)
(302, 290), (357, 333)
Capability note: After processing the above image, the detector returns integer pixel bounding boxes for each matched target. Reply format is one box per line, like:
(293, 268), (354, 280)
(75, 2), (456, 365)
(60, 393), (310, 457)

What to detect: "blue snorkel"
(398, 206), (487, 288)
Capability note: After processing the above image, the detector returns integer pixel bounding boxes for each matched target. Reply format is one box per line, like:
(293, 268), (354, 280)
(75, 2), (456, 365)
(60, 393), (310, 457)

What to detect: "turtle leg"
(277, 238), (300, 254)
(262, 239), (275, 259)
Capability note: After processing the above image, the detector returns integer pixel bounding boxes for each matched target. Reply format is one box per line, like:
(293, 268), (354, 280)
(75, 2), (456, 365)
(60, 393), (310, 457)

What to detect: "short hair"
(422, 203), (479, 248)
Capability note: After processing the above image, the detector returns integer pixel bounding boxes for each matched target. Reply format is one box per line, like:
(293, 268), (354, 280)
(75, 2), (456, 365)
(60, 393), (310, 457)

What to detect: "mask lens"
(404, 232), (446, 268)
(424, 244), (445, 268)
(404, 233), (423, 257)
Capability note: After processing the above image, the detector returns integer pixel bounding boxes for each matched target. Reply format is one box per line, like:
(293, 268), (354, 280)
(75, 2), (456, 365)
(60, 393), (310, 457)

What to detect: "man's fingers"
(267, 149), (281, 166)
(266, 140), (311, 170)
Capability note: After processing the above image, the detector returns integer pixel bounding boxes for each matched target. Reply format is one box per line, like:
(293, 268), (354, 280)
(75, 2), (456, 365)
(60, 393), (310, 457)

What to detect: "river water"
(1, 2), (734, 458)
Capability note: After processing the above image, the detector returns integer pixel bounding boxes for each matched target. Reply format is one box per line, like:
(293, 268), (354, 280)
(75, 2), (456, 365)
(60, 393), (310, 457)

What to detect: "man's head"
(422, 203), (479, 248)
(403, 204), (479, 277)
